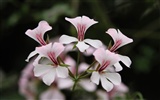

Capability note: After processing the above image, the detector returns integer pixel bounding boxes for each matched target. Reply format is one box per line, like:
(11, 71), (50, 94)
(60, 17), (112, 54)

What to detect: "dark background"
(0, 0), (160, 100)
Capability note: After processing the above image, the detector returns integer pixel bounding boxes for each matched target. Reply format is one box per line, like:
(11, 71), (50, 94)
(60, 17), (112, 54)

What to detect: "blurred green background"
(0, 0), (160, 100)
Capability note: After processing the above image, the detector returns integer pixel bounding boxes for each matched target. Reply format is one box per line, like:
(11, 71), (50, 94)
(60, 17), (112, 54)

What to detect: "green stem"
(79, 60), (97, 78)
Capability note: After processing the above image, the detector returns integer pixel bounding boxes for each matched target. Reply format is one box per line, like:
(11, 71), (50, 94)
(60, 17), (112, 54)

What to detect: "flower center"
(98, 61), (110, 72)
(36, 34), (47, 45)
(77, 24), (86, 41)
(47, 52), (58, 66)
(109, 40), (122, 52)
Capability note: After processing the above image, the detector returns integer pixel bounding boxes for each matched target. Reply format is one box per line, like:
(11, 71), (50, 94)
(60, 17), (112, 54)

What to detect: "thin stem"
(72, 77), (79, 91)
(79, 60), (97, 78)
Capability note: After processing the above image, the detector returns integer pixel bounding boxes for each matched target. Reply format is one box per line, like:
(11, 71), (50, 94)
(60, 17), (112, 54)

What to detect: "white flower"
(90, 48), (121, 92)
(106, 28), (133, 71)
(59, 16), (102, 52)
(33, 42), (68, 86)
(25, 21), (52, 62)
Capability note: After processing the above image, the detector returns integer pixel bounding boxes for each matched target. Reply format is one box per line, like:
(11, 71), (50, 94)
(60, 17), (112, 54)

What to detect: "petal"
(117, 29), (133, 48)
(42, 68), (56, 86)
(93, 48), (108, 65)
(38, 21), (52, 35)
(100, 75), (113, 92)
(33, 64), (53, 77)
(56, 66), (68, 78)
(25, 29), (38, 42)
(57, 78), (73, 89)
(104, 73), (121, 85)
(59, 35), (78, 44)
(114, 62), (123, 72)
(51, 42), (65, 58)
(118, 54), (132, 68)
(81, 16), (98, 30)
(65, 16), (81, 31)
(106, 28), (118, 43)
(90, 71), (100, 85)
(76, 41), (89, 52)
(79, 79), (97, 92)
(65, 16), (98, 33)
(25, 21), (52, 44)
(36, 43), (52, 57)
(84, 39), (102, 48)
(25, 50), (37, 62)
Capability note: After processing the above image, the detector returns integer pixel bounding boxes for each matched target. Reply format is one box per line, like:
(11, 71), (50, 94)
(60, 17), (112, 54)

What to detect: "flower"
(18, 56), (40, 100)
(25, 21), (52, 45)
(33, 42), (68, 86)
(90, 48), (121, 92)
(59, 16), (102, 52)
(25, 21), (52, 62)
(106, 28), (133, 71)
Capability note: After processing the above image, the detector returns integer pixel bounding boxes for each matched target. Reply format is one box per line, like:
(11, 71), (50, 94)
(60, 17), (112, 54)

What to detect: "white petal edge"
(33, 64), (53, 77)
(56, 66), (68, 78)
(90, 71), (100, 85)
(105, 73), (121, 85)
(76, 41), (89, 52)
(114, 62), (123, 72)
(100, 75), (113, 92)
(84, 39), (102, 48)
(59, 35), (78, 44)
(42, 68), (56, 86)
(25, 50), (37, 62)
(119, 54), (131, 68)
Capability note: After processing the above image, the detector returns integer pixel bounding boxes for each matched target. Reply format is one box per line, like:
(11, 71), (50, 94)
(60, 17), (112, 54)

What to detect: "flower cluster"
(24, 16), (133, 94)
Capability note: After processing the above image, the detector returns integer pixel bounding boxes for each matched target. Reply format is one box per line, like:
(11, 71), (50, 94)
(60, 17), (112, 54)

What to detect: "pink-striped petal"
(25, 21), (52, 45)
(51, 42), (65, 58)
(93, 48), (108, 65)
(106, 28), (133, 50)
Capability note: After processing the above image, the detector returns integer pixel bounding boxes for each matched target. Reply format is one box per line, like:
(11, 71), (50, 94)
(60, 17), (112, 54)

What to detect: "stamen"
(77, 24), (86, 41)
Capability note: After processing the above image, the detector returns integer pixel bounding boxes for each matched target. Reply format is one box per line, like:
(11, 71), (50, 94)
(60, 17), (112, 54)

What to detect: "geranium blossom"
(33, 42), (68, 86)
(25, 21), (52, 62)
(90, 48), (121, 92)
(59, 16), (102, 52)
(25, 21), (52, 45)
(106, 28), (133, 71)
